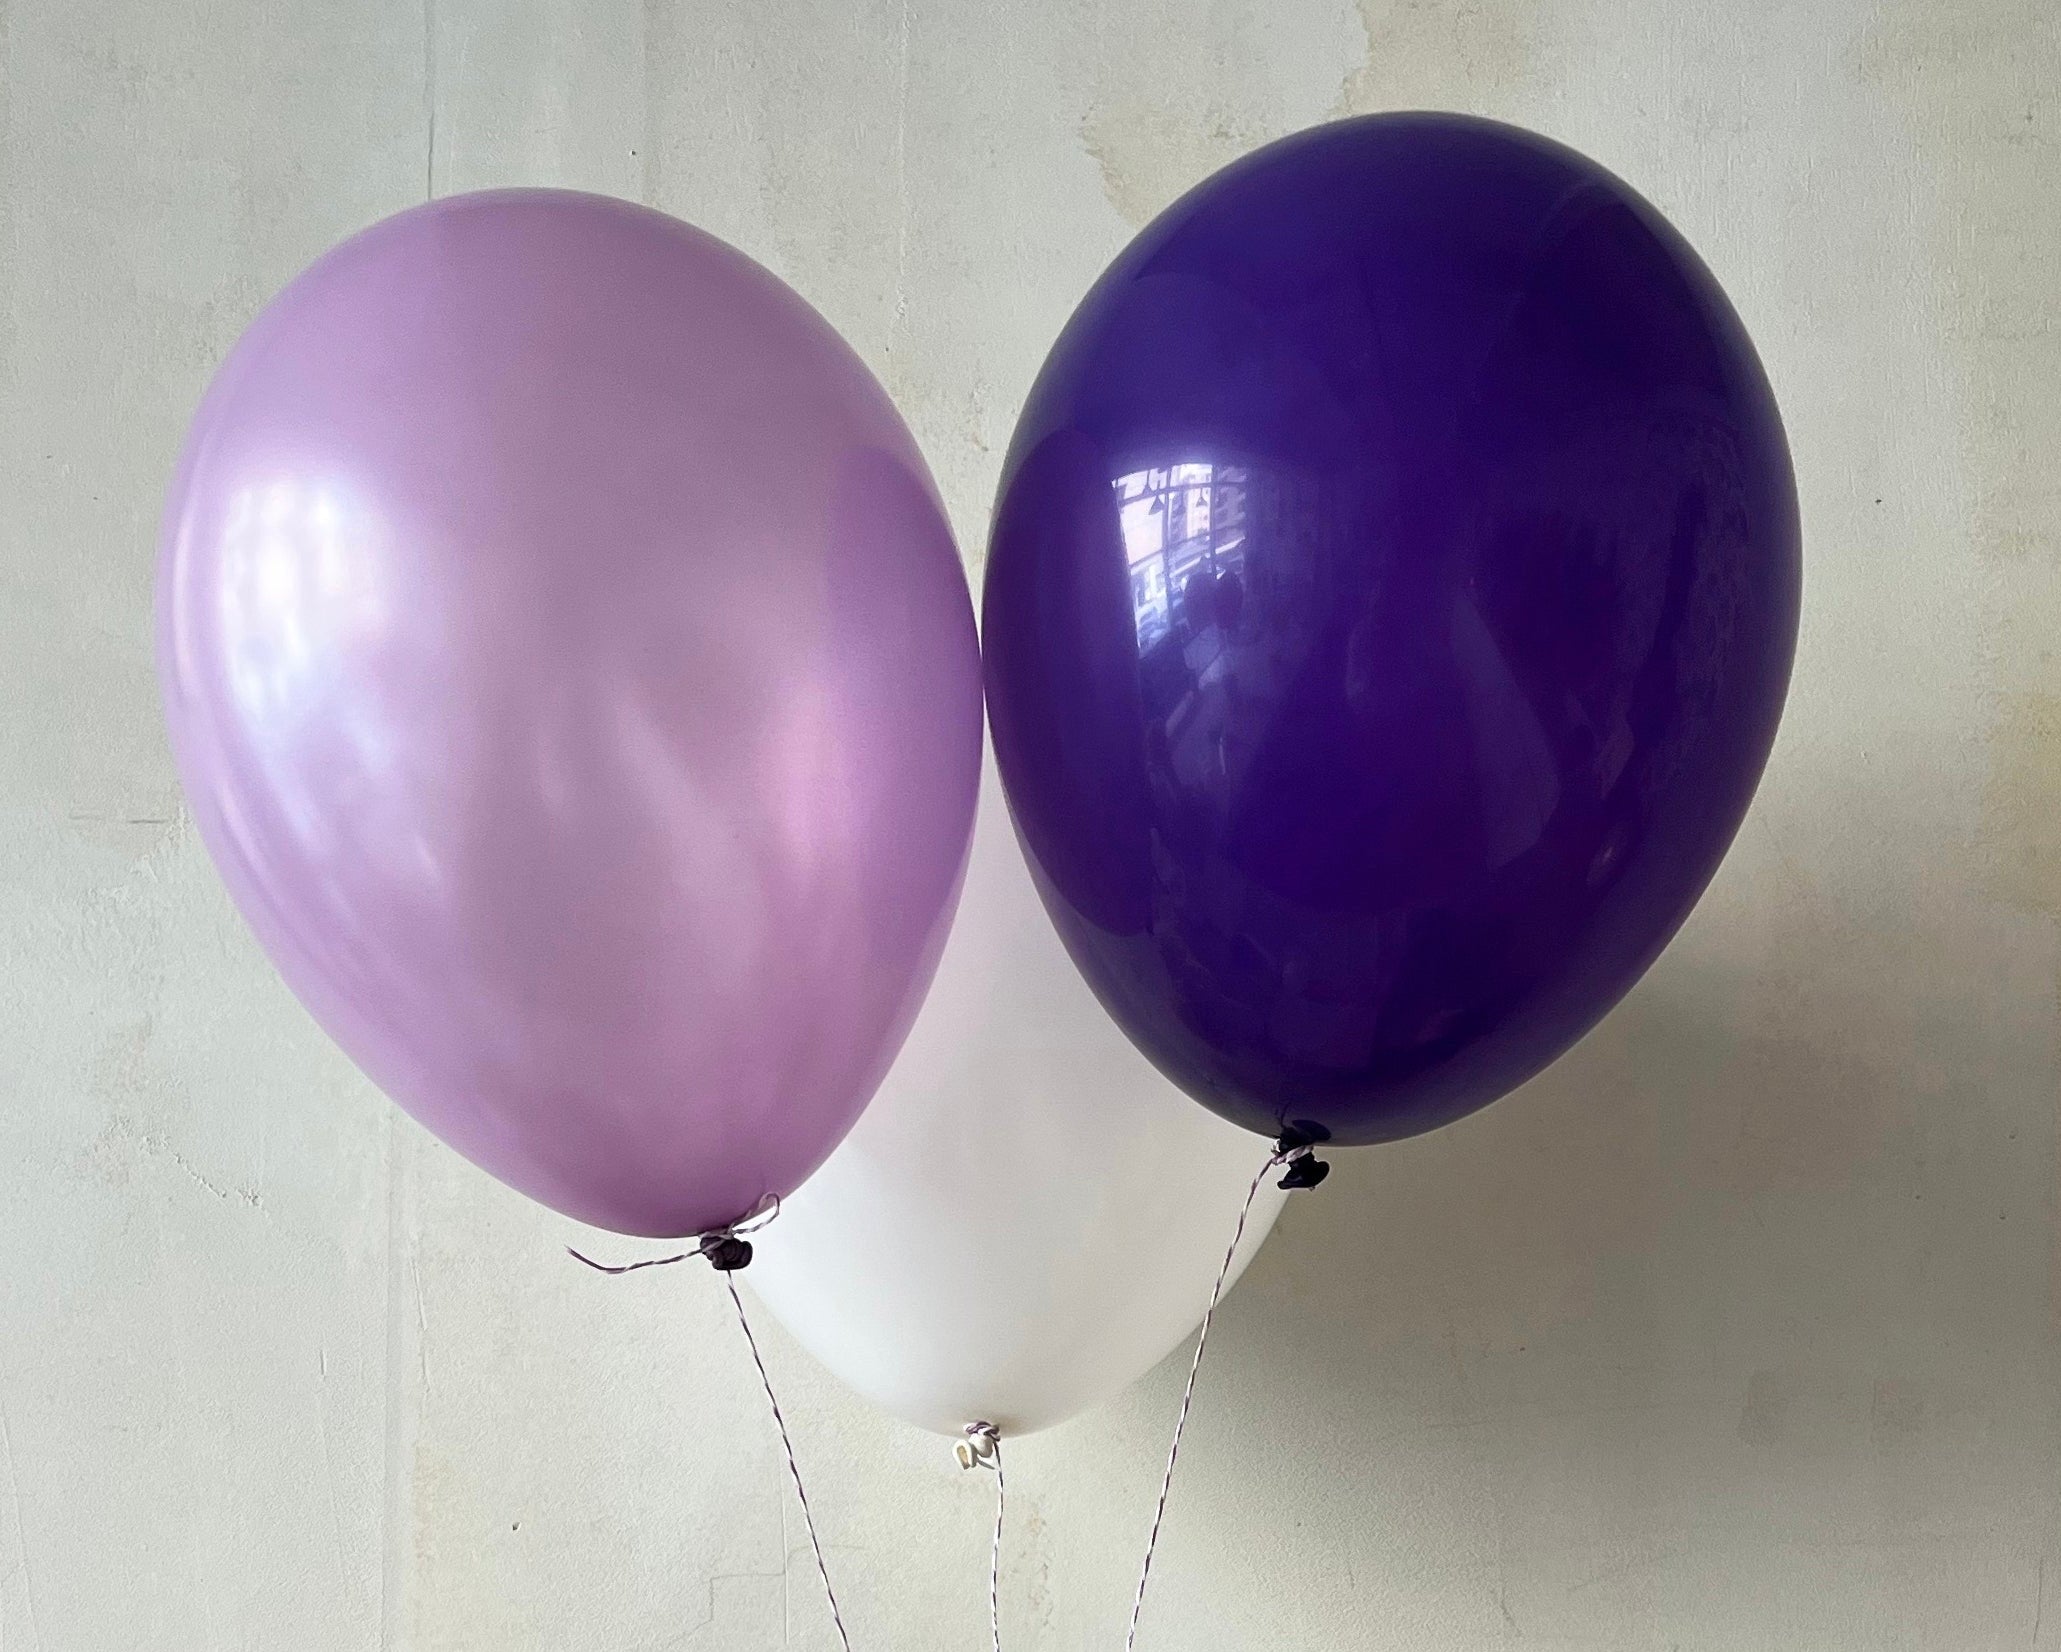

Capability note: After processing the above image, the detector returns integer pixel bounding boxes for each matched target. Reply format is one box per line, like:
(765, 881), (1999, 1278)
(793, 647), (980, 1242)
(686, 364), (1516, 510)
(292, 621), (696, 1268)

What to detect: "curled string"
(959, 1422), (1005, 1652)
(568, 1193), (850, 1652)
(1123, 1137), (1326, 1651)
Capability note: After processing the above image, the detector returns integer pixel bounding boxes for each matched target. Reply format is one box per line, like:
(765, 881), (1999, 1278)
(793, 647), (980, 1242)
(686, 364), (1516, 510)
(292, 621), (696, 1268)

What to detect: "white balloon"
(748, 754), (1285, 1438)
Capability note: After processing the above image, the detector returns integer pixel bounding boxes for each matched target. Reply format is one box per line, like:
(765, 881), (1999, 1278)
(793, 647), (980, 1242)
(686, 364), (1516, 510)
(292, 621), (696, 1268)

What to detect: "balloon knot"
(956, 1421), (1002, 1471)
(1273, 1128), (1331, 1191)
(1278, 1153), (1329, 1191)
(699, 1232), (755, 1271)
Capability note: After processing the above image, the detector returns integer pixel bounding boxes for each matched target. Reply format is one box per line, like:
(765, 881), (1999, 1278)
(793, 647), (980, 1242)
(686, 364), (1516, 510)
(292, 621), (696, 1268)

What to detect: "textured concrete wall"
(3, 1), (2057, 1646)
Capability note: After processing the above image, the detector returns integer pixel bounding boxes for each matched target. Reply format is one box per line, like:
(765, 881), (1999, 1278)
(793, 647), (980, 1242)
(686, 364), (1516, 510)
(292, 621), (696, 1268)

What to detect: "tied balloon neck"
(957, 1421), (1002, 1472)
(1273, 1127), (1332, 1192)
(698, 1191), (784, 1272)
(699, 1232), (754, 1272)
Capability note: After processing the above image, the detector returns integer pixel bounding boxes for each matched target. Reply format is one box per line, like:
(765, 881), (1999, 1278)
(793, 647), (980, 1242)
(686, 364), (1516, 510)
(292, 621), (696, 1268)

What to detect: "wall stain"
(1019, 1495), (1053, 1634)
(79, 1108), (265, 1211)
(1860, 0), (2061, 1381)
(1330, 0), (1536, 121)
(1857, 1), (2061, 922)
(1080, 98), (1265, 231)
(1072, 1), (1359, 232)
(1077, 0), (1539, 231)
(65, 808), (188, 875)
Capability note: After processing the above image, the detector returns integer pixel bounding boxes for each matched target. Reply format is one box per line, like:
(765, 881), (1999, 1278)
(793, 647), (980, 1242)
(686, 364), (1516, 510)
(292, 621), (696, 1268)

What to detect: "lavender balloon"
(984, 115), (1800, 1147)
(159, 191), (981, 1237)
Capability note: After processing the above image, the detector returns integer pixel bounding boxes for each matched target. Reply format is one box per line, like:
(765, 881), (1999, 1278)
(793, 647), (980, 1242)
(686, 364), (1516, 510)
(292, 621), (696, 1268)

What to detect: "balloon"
(983, 114), (1799, 1148)
(159, 190), (982, 1237)
(747, 753), (1285, 1437)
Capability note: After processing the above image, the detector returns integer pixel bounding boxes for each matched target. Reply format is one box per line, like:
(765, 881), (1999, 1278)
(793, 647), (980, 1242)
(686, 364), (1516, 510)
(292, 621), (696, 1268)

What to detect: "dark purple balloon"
(983, 114), (1799, 1147)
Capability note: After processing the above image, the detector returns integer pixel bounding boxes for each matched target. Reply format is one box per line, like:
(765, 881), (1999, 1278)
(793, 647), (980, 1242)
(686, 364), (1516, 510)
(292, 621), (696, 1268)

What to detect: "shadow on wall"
(1173, 843), (2058, 1640)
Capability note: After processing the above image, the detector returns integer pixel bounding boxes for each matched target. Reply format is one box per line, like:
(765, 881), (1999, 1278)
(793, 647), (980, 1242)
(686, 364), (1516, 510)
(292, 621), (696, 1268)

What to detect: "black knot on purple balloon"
(1274, 1126), (1331, 1191)
(699, 1233), (754, 1271)
(1278, 1155), (1330, 1191)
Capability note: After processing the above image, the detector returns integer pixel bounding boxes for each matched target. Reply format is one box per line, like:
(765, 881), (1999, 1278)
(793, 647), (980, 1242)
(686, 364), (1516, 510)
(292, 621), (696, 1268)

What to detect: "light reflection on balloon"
(160, 191), (981, 1236)
(983, 115), (1800, 1148)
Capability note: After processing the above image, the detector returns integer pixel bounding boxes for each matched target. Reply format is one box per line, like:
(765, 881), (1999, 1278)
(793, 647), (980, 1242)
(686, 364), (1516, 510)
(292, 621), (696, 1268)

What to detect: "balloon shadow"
(1115, 862), (2059, 1643)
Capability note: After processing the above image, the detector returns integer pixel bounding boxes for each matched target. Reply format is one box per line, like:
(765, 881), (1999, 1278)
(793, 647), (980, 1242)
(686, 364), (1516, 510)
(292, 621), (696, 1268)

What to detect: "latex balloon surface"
(983, 115), (1800, 1147)
(748, 757), (1284, 1437)
(159, 190), (982, 1236)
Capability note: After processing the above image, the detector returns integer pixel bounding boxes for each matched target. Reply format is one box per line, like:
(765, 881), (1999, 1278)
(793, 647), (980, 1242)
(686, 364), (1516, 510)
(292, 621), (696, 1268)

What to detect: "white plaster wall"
(3, 0), (2057, 1645)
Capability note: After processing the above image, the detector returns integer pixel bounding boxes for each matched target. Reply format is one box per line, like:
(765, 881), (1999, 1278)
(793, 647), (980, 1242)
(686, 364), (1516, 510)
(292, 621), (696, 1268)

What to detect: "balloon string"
(959, 1422), (1005, 1651)
(990, 1445), (1005, 1652)
(566, 1193), (784, 1275)
(1124, 1138), (1323, 1651)
(992, 1447), (1006, 1652)
(568, 1194), (849, 1652)
(564, 1248), (690, 1274)
(724, 1271), (853, 1652)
